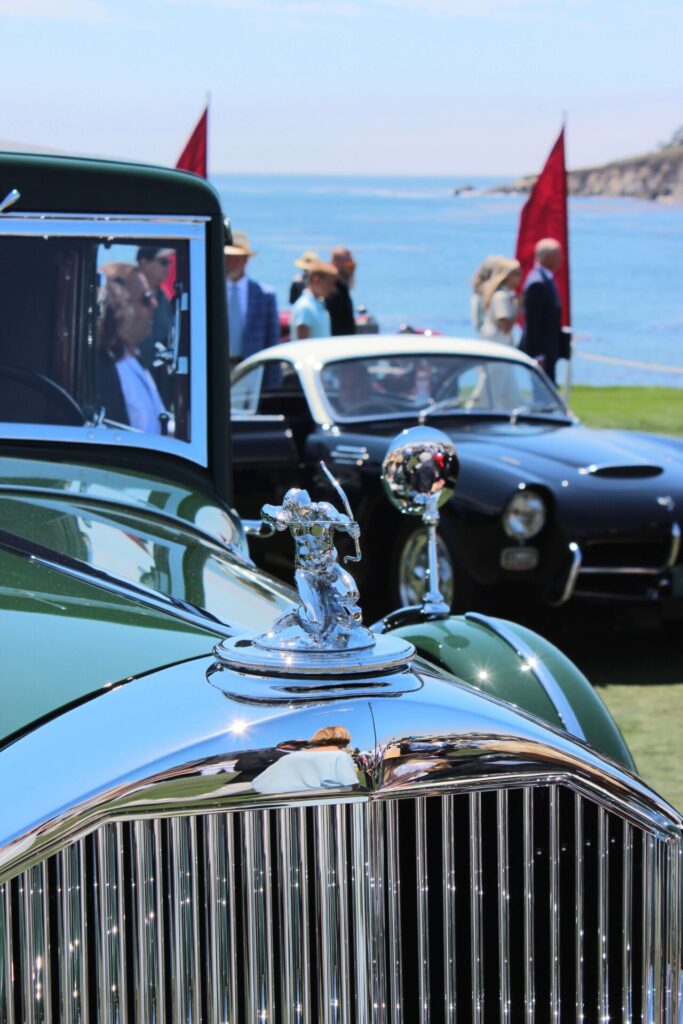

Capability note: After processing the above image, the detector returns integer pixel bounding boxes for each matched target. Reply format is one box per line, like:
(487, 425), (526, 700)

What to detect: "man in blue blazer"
(519, 238), (564, 384)
(224, 231), (280, 363)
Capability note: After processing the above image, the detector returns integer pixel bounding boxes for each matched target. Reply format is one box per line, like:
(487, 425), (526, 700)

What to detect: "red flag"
(515, 127), (570, 327)
(175, 107), (208, 178)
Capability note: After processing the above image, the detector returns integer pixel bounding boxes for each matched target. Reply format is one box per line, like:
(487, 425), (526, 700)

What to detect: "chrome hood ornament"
(216, 464), (414, 677)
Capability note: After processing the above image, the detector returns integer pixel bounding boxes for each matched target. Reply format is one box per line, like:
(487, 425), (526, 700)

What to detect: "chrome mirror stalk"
(381, 426), (459, 619)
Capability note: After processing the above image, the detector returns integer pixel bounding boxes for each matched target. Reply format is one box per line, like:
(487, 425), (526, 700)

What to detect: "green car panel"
(394, 615), (635, 770)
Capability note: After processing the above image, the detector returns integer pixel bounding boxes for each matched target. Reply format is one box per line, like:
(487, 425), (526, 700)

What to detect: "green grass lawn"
(569, 385), (683, 436)
(599, 684), (683, 812)
(556, 386), (682, 807)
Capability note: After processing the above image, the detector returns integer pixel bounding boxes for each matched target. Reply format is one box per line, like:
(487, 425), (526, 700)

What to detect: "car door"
(230, 359), (306, 522)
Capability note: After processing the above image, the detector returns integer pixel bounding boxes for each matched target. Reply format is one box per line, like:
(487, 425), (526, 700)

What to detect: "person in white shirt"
(290, 259), (338, 340)
(98, 263), (168, 434)
(479, 257), (522, 346)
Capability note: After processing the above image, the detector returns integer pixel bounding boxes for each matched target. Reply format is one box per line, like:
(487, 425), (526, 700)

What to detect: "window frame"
(0, 213), (210, 467)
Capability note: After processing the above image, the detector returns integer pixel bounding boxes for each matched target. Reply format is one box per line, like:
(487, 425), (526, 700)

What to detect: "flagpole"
(205, 91), (211, 178)
(562, 112), (572, 403)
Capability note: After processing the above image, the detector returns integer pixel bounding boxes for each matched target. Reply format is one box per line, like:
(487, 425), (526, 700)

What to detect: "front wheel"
(389, 517), (481, 613)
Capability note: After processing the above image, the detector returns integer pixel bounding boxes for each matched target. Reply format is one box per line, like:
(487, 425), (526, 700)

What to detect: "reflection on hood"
(252, 749), (358, 794)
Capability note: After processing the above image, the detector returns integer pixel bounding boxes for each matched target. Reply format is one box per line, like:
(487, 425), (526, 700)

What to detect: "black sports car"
(231, 336), (683, 621)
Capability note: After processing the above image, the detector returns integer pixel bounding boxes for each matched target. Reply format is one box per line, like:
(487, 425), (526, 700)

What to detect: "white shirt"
(115, 354), (166, 433)
(226, 274), (248, 319)
(251, 749), (358, 794)
(479, 286), (519, 346)
(290, 288), (331, 339)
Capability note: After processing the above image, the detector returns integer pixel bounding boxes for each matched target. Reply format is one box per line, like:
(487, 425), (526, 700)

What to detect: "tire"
(389, 516), (481, 613)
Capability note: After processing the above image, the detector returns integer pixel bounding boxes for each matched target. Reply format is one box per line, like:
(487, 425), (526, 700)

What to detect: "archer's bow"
(320, 461), (361, 564)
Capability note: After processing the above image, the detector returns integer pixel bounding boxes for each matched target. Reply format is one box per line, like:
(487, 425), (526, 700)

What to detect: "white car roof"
(233, 335), (543, 426)
(238, 334), (535, 371)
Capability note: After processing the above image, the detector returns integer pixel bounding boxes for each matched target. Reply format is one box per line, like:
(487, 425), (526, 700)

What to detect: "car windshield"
(0, 219), (207, 464)
(320, 354), (566, 420)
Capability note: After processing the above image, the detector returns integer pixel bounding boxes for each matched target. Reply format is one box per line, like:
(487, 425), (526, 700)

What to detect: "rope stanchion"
(574, 351), (683, 375)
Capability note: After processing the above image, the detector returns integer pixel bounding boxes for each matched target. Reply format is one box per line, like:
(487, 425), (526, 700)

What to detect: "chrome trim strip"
(654, 841), (665, 1024)
(464, 612), (586, 740)
(243, 810), (274, 1023)
(443, 794), (457, 1024)
(0, 213), (211, 231)
(368, 800), (388, 1023)
(575, 793), (584, 1022)
(470, 792), (484, 1024)
(643, 835), (655, 1020)
(666, 522), (681, 568)
(416, 797), (430, 1023)
(207, 814), (234, 1024)
(622, 820), (633, 1023)
(315, 804), (341, 1023)
(114, 822), (127, 1021)
(549, 540), (582, 606)
(95, 825), (119, 1022)
(497, 790), (511, 1024)
(152, 819), (167, 1024)
(549, 786), (560, 1022)
(278, 807), (310, 1024)
(523, 789), (535, 1024)
(598, 805), (609, 1020)
(1, 881), (14, 1024)
(580, 566), (671, 576)
(351, 804), (370, 1022)
(386, 799), (402, 1024)
(336, 805), (352, 1024)
(133, 820), (153, 1024)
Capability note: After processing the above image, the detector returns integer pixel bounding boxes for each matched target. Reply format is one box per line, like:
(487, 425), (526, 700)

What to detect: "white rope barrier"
(574, 351), (683, 375)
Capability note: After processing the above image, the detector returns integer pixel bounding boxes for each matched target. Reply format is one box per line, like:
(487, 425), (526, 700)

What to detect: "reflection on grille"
(1, 785), (680, 1022)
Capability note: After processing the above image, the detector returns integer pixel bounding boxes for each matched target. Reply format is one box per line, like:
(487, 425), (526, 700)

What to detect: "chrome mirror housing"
(381, 426), (459, 617)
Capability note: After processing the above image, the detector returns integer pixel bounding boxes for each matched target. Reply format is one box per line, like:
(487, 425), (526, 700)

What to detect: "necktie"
(228, 283), (243, 357)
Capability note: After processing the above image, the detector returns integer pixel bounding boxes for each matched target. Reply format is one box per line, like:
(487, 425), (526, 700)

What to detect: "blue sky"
(2, 0), (681, 176)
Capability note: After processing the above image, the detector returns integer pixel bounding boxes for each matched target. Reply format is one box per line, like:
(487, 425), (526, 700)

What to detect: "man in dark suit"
(520, 238), (564, 384)
(224, 231), (279, 363)
(326, 246), (357, 336)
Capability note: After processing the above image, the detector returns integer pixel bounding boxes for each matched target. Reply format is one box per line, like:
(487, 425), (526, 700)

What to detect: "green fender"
(391, 614), (635, 772)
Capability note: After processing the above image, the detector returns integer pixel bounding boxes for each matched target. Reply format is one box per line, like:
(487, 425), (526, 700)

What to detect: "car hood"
(0, 456), (295, 743)
(440, 421), (683, 500)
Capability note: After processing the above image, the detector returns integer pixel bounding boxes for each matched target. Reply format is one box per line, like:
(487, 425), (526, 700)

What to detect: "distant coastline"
(491, 141), (683, 203)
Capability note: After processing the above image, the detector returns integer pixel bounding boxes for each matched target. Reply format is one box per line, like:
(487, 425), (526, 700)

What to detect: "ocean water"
(213, 174), (683, 388)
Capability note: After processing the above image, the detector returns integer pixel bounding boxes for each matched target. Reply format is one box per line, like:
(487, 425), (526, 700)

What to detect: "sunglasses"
(156, 256), (171, 267)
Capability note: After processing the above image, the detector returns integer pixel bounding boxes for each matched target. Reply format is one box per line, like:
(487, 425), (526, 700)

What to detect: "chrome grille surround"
(1, 779), (680, 1024)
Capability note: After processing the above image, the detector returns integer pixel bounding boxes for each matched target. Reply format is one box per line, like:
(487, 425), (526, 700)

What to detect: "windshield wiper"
(418, 396), (467, 424)
(509, 403), (561, 425)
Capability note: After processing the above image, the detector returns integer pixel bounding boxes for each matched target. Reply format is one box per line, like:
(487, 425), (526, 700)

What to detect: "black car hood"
(443, 421), (683, 488)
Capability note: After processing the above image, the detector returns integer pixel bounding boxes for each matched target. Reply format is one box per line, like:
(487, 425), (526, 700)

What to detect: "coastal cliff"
(495, 137), (683, 202)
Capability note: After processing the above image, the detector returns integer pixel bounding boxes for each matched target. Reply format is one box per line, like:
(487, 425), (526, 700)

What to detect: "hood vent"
(580, 463), (663, 479)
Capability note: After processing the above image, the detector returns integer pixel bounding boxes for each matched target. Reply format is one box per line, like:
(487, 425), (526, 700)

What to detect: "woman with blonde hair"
(470, 254), (504, 333)
(479, 257), (522, 346)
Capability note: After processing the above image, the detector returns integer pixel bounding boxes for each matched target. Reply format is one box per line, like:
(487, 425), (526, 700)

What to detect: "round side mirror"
(381, 426), (459, 517)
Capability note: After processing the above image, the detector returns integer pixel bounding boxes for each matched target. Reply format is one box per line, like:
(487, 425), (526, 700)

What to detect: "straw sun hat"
(481, 257), (521, 309)
(223, 230), (257, 257)
(293, 250), (319, 270)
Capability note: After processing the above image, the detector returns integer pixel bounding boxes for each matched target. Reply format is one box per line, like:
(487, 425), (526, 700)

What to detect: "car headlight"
(502, 489), (546, 539)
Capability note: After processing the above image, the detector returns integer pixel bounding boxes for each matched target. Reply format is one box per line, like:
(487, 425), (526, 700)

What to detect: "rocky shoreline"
(493, 144), (683, 202)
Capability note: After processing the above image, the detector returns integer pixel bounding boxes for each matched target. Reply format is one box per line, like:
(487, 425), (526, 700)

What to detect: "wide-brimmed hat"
(293, 250), (319, 270)
(224, 230), (257, 257)
(481, 257), (521, 308)
(307, 259), (338, 278)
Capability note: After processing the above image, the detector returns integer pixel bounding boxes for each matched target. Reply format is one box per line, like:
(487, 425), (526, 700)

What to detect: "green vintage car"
(0, 152), (680, 1023)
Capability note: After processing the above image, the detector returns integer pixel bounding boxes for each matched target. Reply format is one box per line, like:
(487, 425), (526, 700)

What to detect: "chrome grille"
(1, 784), (680, 1023)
